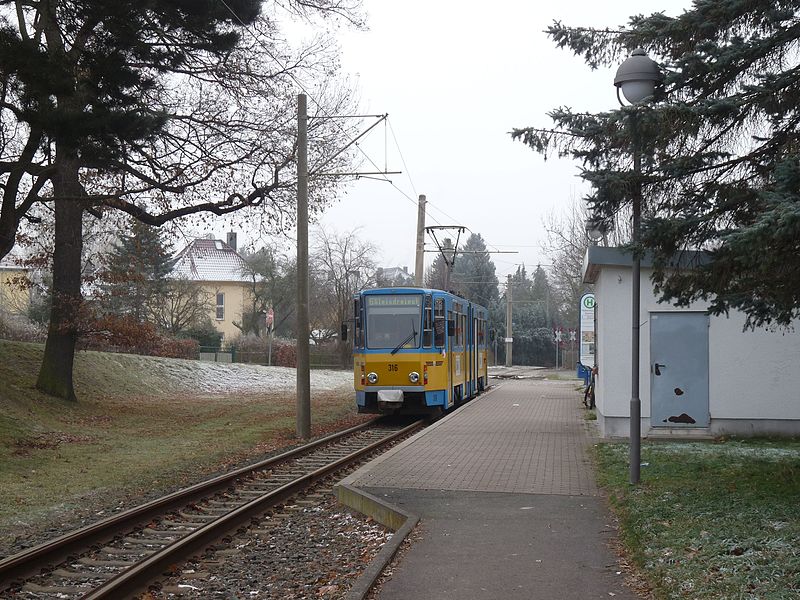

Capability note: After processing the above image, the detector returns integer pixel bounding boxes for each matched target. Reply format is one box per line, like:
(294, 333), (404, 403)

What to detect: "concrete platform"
(338, 378), (642, 599)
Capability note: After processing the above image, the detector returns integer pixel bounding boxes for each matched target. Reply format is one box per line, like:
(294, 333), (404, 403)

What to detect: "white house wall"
(595, 264), (800, 438)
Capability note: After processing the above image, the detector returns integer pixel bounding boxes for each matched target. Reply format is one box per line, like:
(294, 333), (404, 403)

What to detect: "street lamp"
(585, 215), (609, 246)
(614, 48), (663, 104)
(614, 48), (663, 485)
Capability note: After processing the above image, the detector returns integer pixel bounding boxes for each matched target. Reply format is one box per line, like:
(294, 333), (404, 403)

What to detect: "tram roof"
(359, 287), (488, 311)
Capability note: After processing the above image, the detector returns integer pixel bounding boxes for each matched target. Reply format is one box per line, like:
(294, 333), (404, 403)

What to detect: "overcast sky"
(315, 0), (694, 281)
(219, 0), (691, 281)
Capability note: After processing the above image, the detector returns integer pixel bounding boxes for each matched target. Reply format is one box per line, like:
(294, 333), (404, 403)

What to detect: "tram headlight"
(408, 371), (420, 384)
(367, 372), (378, 384)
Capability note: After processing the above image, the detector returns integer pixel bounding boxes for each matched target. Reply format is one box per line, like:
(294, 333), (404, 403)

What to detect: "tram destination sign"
(366, 295), (421, 307)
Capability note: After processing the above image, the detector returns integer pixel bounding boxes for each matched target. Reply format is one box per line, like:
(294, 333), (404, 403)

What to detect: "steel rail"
(84, 419), (424, 599)
(0, 417), (383, 590)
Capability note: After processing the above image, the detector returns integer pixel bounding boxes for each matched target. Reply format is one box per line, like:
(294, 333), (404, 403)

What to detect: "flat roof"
(582, 246), (708, 283)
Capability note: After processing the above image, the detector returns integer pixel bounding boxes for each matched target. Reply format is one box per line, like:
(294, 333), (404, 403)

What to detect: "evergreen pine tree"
(450, 233), (500, 307)
(514, 0), (800, 328)
(424, 254), (449, 291)
(103, 221), (175, 323)
(492, 266), (555, 366)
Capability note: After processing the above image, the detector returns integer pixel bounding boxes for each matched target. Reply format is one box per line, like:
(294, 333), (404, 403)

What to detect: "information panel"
(366, 295), (421, 307)
(579, 292), (596, 367)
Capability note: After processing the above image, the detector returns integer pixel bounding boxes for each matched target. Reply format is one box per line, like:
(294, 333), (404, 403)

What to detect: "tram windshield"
(365, 294), (422, 350)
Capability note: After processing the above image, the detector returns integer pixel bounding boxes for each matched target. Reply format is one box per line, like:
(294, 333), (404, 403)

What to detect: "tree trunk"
(36, 157), (84, 402)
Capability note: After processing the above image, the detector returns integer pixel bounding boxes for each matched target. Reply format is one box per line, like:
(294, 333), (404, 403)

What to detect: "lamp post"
(613, 48), (663, 485)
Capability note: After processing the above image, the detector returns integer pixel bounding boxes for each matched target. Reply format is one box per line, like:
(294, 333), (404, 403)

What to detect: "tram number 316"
(388, 364), (399, 372)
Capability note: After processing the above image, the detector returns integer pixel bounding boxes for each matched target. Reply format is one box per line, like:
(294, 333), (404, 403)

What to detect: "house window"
(216, 292), (225, 320)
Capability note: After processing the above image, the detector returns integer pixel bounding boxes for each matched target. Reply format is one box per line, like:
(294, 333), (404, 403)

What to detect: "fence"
(197, 346), (351, 370)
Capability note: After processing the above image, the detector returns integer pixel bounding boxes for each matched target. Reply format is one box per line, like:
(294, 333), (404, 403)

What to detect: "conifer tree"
(424, 254), (449, 291)
(102, 220), (174, 322)
(514, 0), (800, 328)
(492, 265), (554, 366)
(450, 233), (500, 307)
(0, 0), (361, 400)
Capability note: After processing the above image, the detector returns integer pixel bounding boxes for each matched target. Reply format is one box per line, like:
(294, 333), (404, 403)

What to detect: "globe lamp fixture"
(585, 216), (607, 243)
(614, 48), (663, 104)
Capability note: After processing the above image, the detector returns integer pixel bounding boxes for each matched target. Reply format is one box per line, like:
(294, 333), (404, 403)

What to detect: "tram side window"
(354, 299), (364, 348)
(448, 310), (461, 347)
(434, 298), (446, 347)
(423, 295), (433, 348)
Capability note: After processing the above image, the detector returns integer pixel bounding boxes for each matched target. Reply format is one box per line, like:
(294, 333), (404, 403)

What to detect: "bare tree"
(541, 196), (629, 327)
(237, 244), (297, 337)
(311, 227), (377, 364)
(0, 1), (363, 400)
(149, 278), (212, 336)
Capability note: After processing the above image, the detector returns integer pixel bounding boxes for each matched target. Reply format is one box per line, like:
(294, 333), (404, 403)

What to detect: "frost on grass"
(644, 441), (800, 461)
(601, 441), (800, 599)
(123, 354), (352, 394)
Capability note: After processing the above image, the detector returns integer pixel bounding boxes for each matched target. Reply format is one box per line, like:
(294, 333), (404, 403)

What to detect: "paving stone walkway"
(348, 378), (598, 496)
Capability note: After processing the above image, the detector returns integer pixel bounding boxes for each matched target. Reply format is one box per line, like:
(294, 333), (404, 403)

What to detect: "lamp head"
(585, 216), (607, 243)
(614, 48), (663, 104)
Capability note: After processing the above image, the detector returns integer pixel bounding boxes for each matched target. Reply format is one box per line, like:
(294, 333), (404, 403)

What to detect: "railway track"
(0, 417), (424, 599)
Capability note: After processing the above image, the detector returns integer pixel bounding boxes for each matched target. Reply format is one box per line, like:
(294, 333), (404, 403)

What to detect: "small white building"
(583, 246), (800, 438)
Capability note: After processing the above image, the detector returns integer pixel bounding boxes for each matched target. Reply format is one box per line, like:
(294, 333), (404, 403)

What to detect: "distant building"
(0, 256), (30, 320)
(171, 233), (251, 342)
(376, 266), (414, 287)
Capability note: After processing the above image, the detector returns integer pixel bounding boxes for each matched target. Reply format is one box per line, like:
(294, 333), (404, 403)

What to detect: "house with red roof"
(171, 233), (251, 343)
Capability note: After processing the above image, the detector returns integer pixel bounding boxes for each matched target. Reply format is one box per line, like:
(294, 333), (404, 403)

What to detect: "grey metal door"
(650, 312), (709, 427)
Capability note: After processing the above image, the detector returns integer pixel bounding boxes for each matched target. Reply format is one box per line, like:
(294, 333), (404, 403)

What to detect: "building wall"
(595, 264), (800, 438)
(0, 268), (30, 317)
(202, 281), (250, 343)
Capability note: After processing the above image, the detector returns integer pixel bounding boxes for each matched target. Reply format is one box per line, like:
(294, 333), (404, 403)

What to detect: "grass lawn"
(594, 440), (800, 599)
(0, 340), (368, 555)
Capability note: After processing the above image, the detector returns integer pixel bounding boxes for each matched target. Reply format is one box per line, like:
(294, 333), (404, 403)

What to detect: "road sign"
(579, 293), (595, 366)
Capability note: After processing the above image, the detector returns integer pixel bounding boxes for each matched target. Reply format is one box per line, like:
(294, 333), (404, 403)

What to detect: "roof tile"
(171, 239), (250, 283)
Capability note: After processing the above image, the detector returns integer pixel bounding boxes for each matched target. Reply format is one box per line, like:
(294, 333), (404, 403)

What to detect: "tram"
(343, 287), (489, 415)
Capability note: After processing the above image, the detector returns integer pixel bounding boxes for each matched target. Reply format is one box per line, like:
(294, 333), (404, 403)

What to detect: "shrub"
(84, 314), (199, 359)
(156, 337), (199, 360)
(228, 334), (297, 367)
(0, 314), (47, 342)
(229, 333), (267, 364)
(274, 339), (297, 367)
(183, 318), (222, 350)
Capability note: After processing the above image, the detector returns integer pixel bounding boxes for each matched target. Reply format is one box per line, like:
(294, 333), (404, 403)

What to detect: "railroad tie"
(23, 583), (94, 594)
(99, 545), (156, 556)
(77, 557), (132, 567)
(177, 510), (217, 521)
(51, 568), (116, 579)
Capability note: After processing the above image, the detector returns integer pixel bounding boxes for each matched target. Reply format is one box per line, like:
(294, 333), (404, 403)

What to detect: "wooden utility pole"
(505, 273), (513, 367)
(414, 195), (426, 286)
(292, 107), (396, 439)
(296, 93), (311, 439)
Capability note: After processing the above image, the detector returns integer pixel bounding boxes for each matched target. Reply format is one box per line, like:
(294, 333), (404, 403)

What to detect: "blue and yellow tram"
(346, 287), (489, 415)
